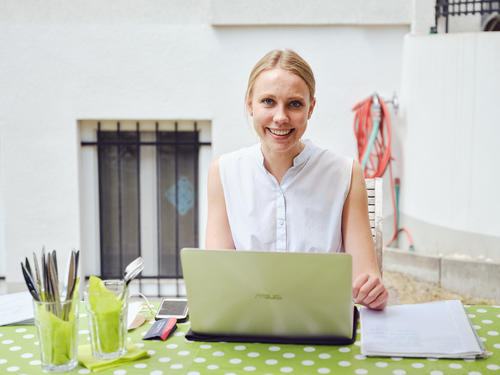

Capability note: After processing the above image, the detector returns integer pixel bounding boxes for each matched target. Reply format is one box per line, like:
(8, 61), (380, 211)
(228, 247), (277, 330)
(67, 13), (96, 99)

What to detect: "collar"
(256, 139), (314, 170)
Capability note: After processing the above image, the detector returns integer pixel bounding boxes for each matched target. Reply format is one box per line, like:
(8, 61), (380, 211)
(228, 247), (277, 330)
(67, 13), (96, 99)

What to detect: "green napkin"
(38, 307), (76, 365)
(37, 279), (79, 366)
(87, 276), (125, 353)
(78, 343), (150, 372)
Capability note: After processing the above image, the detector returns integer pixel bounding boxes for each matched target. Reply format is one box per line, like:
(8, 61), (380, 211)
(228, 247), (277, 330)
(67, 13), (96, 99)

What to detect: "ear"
(308, 97), (316, 119)
(247, 100), (253, 117)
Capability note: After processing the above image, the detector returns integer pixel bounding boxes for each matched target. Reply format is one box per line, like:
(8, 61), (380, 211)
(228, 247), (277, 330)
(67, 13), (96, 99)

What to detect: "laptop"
(180, 248), (357, 345)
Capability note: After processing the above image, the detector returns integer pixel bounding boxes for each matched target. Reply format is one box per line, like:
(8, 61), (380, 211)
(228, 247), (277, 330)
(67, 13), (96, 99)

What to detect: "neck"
(261, 142), (305, 184)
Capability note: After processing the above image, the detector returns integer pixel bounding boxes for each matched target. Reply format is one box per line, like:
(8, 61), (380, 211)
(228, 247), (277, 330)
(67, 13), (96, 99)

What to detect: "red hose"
(352, 96), (391, 178)
(352, 96), (414, 249)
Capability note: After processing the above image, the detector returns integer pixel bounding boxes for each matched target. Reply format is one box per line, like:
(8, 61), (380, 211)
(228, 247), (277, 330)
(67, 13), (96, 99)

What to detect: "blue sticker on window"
(165, 176), (194, 216)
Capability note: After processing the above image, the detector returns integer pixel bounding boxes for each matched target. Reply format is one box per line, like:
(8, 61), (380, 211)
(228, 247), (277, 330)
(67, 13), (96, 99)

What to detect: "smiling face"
(248, 68), (316, 158)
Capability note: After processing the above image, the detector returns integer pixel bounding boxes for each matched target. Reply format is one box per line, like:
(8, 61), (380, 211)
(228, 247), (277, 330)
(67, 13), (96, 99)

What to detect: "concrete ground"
(384, 270), (499, 306)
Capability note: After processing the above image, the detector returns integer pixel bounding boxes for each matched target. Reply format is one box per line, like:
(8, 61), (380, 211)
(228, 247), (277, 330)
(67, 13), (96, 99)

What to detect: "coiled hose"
(352, 95), (414, 250)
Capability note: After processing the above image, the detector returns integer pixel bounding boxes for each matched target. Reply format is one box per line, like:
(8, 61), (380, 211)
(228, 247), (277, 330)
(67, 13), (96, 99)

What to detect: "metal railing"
(432, 0), (500, 32)
(81, 121), (211, 296)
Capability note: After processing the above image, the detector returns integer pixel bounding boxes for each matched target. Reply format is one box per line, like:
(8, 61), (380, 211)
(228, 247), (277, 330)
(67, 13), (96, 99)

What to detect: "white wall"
(211, 0), (410, 25)
(398, 32), (500, 255)
(0, 1), (409, 284)
(0, 123), (5, 277)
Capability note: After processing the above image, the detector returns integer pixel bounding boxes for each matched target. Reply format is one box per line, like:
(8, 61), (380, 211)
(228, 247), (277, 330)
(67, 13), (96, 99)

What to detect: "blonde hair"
(245, 49), (316, 104)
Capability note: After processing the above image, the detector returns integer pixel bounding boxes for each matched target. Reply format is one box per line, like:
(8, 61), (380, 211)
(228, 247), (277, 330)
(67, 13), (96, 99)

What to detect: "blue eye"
(289, 101), (303, 108)
(262, 98), (274, 105)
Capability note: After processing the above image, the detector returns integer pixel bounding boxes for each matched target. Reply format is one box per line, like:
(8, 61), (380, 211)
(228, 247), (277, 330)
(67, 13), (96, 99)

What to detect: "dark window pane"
(158, 131), (198, 277)
(96, 126), (199, 284)
(98, 131), (140, 278)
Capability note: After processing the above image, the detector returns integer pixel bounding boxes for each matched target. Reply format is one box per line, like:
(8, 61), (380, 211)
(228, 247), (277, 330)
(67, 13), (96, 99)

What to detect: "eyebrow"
(256, 93), (306, 101)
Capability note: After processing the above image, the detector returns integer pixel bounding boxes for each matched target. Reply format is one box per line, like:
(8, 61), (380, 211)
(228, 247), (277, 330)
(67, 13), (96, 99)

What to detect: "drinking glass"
(33, 298), (79, 372)
(84, 279), (129, 359)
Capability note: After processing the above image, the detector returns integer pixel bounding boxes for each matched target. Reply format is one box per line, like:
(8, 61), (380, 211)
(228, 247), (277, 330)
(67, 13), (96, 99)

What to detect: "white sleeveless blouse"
(218, 140), (353, 253)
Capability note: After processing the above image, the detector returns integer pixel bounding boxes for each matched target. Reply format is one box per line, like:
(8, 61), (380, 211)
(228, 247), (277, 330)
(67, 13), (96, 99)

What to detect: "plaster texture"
(0, 3), (408, 282)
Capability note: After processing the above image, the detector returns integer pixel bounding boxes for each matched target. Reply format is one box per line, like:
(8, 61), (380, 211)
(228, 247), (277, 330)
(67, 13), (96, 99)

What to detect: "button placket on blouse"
(276, 187), (287, 251)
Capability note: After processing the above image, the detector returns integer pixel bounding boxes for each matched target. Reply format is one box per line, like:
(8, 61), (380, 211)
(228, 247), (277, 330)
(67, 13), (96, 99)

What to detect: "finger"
(363, 283), (386, 305)
(352, 274), (370, 299)
(357, 276), (380, 301)
(368, 290), (389, 310)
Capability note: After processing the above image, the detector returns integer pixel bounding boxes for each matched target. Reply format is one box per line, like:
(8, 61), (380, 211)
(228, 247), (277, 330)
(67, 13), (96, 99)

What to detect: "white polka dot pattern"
(0, 304), (498, 374)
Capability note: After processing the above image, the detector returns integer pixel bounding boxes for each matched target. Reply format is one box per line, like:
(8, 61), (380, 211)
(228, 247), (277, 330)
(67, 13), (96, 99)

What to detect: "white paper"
(360, 300), (486, 358)
(0, 291), (34, 326)
(127, 301), (144, 329)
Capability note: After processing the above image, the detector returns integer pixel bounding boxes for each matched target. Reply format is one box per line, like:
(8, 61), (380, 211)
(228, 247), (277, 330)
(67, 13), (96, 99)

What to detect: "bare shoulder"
(207, 157), (222, 187)
(208, 156), (221, 174)
(207, 156), (227, 205)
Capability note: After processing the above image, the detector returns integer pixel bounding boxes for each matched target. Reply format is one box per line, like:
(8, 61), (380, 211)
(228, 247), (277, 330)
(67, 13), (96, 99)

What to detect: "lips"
(268, 128), (293, 136)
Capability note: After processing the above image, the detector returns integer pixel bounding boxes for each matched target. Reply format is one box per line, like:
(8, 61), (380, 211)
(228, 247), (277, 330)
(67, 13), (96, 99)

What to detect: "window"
(79, 120), (211, 296)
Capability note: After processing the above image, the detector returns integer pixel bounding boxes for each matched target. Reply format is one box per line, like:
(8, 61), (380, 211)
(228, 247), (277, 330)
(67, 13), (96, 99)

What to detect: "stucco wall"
(2, 1), (498, 288)
(397, 32), (500, 256)
(0, 2), (409, 284)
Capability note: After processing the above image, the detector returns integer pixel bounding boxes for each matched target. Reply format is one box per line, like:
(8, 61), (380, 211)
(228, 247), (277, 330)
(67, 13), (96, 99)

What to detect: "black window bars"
(432, 0), (500, 33)
(81, 121), (211, 296)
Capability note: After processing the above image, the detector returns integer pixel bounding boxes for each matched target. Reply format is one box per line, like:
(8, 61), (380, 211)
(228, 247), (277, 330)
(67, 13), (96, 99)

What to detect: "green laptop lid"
(181, 249), (353, 340)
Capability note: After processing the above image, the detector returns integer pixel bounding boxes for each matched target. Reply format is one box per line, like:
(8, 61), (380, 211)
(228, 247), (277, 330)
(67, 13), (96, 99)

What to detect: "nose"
(273, 104), (288, 124)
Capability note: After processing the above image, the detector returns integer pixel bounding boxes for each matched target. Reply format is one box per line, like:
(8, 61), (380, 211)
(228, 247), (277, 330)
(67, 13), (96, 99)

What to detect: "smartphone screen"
(156, 299), (188, 321)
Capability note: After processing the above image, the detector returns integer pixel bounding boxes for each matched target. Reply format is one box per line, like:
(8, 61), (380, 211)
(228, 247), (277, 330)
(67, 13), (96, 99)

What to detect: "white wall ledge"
(210, 0), (411, 26)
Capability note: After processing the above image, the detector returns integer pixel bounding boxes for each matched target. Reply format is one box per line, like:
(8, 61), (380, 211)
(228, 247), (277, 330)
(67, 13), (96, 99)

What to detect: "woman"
(205, 49), (388, 310)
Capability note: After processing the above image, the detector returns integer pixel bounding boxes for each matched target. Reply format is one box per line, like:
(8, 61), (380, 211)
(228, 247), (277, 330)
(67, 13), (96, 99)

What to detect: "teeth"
(269, 128), (292, 136)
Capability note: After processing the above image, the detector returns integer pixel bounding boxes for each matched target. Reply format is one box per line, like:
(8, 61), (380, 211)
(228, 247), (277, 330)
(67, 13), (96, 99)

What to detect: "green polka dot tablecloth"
(0, 304), (499, 374)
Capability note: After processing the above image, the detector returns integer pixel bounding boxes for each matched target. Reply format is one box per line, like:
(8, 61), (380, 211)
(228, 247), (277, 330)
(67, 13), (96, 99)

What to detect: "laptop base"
(185, 306), (359, 346)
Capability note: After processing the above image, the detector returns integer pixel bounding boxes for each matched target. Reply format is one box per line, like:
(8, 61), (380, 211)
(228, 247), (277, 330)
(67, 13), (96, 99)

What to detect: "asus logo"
(255, 293), (283, 300)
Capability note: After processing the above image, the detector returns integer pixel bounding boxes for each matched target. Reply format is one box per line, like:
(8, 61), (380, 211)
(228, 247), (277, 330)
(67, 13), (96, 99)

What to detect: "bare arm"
(205, 158), (236, 249)
(342, 161), (388, 310)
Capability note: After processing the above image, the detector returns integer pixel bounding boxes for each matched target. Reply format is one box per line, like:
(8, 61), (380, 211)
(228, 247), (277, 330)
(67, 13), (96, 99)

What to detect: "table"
(1, 304), (499, 375)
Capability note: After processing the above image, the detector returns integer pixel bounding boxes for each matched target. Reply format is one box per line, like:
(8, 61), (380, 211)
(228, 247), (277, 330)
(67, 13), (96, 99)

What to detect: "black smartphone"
(155, 298), (188, 321)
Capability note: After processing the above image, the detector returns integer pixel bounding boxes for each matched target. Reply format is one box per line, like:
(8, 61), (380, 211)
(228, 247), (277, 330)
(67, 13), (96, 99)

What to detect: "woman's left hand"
(352, 273), (388, 310)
